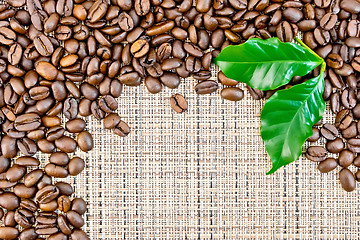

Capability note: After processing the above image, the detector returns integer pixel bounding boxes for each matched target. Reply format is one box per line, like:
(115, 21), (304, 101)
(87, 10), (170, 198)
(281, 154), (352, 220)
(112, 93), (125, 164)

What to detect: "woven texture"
(37, 67), (358, 239)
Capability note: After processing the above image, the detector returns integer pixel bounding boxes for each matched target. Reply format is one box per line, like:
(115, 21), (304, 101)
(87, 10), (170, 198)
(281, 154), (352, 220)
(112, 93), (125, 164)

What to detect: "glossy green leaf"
(260, 64), (326, 174)
(213, 37), (323, 91)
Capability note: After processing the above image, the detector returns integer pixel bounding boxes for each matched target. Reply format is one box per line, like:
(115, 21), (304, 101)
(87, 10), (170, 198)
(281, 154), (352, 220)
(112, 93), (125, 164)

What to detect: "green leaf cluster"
(213, 37), (326, 174)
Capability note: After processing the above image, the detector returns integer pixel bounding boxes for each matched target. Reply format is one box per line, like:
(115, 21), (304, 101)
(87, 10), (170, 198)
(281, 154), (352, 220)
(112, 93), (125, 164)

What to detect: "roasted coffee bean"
(77, 131), (93, 152)
(318, 158), (338, 173)
(0, 193), (19, 210)
(145, 76), (162, 94)
(55, 136), (77, 153)
(195, 81), (219, 95)
(0, 227), (19, 239)
(327, 53), (343, 69)
(160, 73), (180, 89)
(220, 86), (244, 101)
(170, 94), (187, 113)
(63, 98), (78, 120)
(65, 118), (86, 133)
(330, 92), (340, 114)
(335, 109), (353, 130)
(24, 169), (43, 187)
(321, 123), (339, 141)
(72, 229), (90, 240)
(341, 89), (356, 109)
(99, 95), (118, 113)
(338, 150), (354, 167)
(35, 185), (59, 204)
(14, 113), (41, 132)
(342, 122), (357, 139)
(339, 168), (356, 192)
(326, 137), (344, 153)
(113, 120), (130, 137)
(34, 34), (54, 57)
(307, 127), (320, 142)
(306, 146), (327, 162)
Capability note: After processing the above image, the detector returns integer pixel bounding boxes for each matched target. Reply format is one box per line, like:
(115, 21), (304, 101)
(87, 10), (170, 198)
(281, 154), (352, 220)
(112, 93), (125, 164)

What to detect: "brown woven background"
(39, 69), (358, 239)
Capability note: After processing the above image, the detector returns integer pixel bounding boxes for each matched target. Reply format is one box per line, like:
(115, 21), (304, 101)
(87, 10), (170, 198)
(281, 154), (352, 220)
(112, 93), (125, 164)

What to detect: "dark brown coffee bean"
(0, 193), (19, 210)
(14, 208), (35, 228)
(341, 88), (356, 109)
(68, 157), (85, 176)
(17, 137), (37, 156)
(146, 20), (175, 36)
(160, 72), (180, 89)
(77, 131), (93, 152)
(0, 227), (19, 239)
(220, 87), (244, 101)
(72, 229), (89, 240)
(63, 98), (78, 120)
(335, 109), (353, 130)
(314, 27), (330, 45)
(327, 53), (343, 69)
(320, 123), (338, 140)
(113, 120), (130, 137)
(170, 94), (187, 113)
(306, 146), (327, 162)
(45, 163), (68, 178)
(338, 150), (354, 167)
(341, 0), (360, 14)
(276, 21), (294, 42)
(342, 122), (357, 138)
(307, 127), (320, 142)
(24, 169), (43, 187)
(326, 137), (344, 153)
(339, 168), (356, 192)
(14, 113), (41, 132)
(55, 136), (77, 153)
(320, 13), (337, 30)
(195, 81), (218, 95)
(317, 158), (337, 173)
(330, 92), (340, 114)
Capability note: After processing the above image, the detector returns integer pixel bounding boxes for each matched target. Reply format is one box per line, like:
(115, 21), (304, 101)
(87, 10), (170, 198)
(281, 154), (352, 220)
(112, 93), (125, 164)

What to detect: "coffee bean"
(65, 118), (86, 133)
(77, 131), (93, 152)
(170, 94), (187, 113)
(326, 137), (344, 153)
(335, 109), (353, 130)
(220, 87), (244, 101)
(339, 168), (356, 192)
(14, 113), (41, 132)
(195, 81), (219, 95)
(35, 185), (59, 204)
(327, 53), (343, 69)
(306, 146), (327, 162)
(0, 193), (19, 210)
(318, 158), (338, 173)
(145, 76), (162, 94)
(0, 227), (19, 239)
(68, 157), (85, 176)
(113, 120), (130, 137)
(72, 229), (90, 240)
(330, 92), (340, 114)
(320, 13), (337, 31)
(307, 127), (320, 142)
(338, 150), (354, 167)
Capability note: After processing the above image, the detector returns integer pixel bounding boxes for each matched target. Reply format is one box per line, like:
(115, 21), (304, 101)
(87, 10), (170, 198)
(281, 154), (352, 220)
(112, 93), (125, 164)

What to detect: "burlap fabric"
(34, 65), (359, 239)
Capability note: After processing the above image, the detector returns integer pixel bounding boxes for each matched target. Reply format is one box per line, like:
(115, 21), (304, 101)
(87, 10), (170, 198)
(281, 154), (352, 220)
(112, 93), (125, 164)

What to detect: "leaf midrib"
(274, 76), (321, 166)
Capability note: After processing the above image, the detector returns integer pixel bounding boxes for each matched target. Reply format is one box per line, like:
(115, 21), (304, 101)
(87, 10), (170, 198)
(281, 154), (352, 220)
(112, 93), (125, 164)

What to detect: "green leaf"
(213, 37), (324, 91)
(260, 65), (326, 174)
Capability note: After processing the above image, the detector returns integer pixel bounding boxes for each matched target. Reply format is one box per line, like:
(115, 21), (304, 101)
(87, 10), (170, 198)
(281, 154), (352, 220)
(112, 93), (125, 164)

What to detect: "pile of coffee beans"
(302, 0), (360, 192)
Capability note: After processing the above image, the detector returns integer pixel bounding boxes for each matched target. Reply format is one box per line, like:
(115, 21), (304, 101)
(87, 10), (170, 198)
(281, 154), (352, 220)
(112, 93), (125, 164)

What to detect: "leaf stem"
(295, 37), (324, 64)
